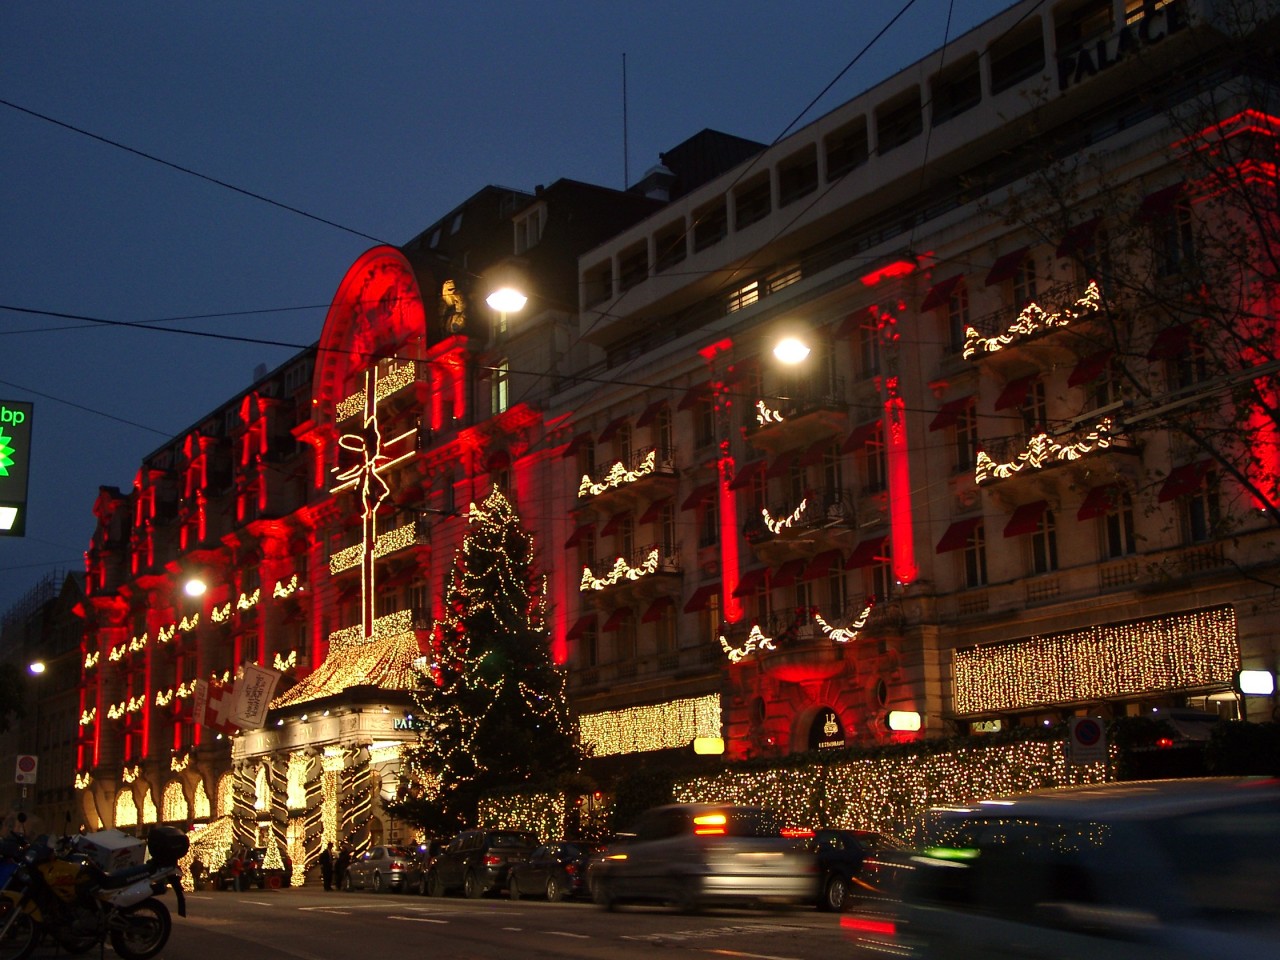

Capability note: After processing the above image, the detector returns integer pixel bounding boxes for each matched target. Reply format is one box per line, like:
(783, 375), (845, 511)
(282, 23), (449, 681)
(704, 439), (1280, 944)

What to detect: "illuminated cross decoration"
(331, 367), (418, 640)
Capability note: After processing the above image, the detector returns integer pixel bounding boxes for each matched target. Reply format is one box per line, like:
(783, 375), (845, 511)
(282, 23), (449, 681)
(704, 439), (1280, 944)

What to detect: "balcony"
(962, 281), (1106, 376)
(975, 422), (1140, 490)
(576, 447), (678, 511)
(744, 383), (849, 454)
(745, 487), (859, 563)
(579, 542), (681, 605)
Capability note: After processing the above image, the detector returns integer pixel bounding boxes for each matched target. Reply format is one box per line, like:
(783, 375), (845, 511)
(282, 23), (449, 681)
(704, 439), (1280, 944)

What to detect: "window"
(989, 22), (1045, 94)
(614, 422), (633, 466)
(1020, 379), (1048, 436)
(580, 627), (598, 668)
(697, 592), (721, 647)
(614, 612), (636, 663)
(653, 406), (673, 462)
(822, 444), (844, 498)
(514, 205), (545, 255)
(828, 561), (849, 617)
(778, 145), (818, 206)
(868, 556), (894, 603)
(875, 91), (923, 154)
(864, 427), (887, 494)
(825, 117), (868, 180)
(660, 502), (677, 556)
(693, 199), (728, 252)
(1031, 509), (1059, 574)
(858, 314), (882, 376)
(654, 604), (676, 655)
(963, 522), (988, 588)
(694, 399), (717, 450)
(698, 502), (719, 549)
(793, 581), (815, 622)
(654, 220), (686, 273)
(1013, 256), (1038, 308)
(583, 260), (612, 308)
(1104, 492), (1137, 558)
(1054, 0), (1112, 59)
(956, 403), (978, 472)
(734, 175), (772, 230)
(931, 56), (981, 126)
(491, 358), (510, 414)
(1184, 472), (1220, 543)
(727, 280), (760, 313)
(1171, 339), (1210, 389)
(947, 282), (971, 354)
(1154, 200), (1196, 277)
(618, 243), (648, 292)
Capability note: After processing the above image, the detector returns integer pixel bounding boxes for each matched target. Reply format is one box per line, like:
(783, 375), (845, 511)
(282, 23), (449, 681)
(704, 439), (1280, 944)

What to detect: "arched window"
(115, 789), (139, 828)
(162, 781), (189, 823)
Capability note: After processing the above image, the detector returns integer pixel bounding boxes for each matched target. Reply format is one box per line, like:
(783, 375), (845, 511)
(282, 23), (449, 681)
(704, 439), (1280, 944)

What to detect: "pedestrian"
(319, 843), (334, 891)
(229, 851), (244, 892)
(334, 846), (350, 891)
(190, 857), (205, 891)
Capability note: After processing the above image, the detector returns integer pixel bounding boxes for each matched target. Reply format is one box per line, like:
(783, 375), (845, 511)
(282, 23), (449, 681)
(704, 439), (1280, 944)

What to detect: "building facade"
(70, 0), (1278, 859)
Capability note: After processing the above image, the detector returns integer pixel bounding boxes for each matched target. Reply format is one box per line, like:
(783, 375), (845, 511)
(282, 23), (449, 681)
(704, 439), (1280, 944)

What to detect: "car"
(843, 777), (1280, 959)
(426, 829), (538, 898)
(508, 841), (602, 901)
(343, 844), (423, 893)
(588, 803), (817, 912)
(811, 828), (905, 911)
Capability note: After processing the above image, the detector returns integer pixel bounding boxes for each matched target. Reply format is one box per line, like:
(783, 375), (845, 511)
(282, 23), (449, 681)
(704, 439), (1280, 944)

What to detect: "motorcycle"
(0, 824), (188, 960)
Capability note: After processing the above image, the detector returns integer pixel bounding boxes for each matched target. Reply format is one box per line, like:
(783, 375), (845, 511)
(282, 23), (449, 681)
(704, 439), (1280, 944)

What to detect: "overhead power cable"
(0, 97), (390, 245)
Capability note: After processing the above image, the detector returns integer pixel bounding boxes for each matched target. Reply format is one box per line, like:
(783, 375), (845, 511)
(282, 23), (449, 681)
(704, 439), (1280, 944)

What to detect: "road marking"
(243, 900), (274, 906)
(702, 951), (801, 960)
(297, 907), (352, 914)
(388, 915), (449, 924)
(546, 931), (590, 939)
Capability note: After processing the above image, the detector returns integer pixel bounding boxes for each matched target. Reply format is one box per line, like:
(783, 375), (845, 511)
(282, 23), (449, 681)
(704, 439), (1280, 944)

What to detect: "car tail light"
(564, 863), (578, 876)
(841, 916), (897, 937)
(390, 861), (403, 870)
(693, 813), (727, 835)
(484, 854), (502, 866)
(780, 827), (815, 839)
(1157, 737), (1175, 749)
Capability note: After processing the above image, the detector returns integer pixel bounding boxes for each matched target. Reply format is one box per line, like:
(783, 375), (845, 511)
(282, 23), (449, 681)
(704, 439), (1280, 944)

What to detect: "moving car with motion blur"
(589, 803), (817, 912)
(811, 828), (906, 911)
(843, 777), (1280, 959)
(426, 829), (538, 898)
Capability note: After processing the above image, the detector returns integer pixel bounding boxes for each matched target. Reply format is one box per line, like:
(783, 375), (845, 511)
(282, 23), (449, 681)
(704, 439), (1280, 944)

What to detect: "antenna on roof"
(616, 52), (622, 189)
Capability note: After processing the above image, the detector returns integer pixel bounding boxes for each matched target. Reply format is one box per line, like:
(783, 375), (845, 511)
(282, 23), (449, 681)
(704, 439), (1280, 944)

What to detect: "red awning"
(994, 374), (1039, 412)
(561, 432), (593, 458)
(732, 567), (769, 597)
(936, 517), (982, 554)
(842, 419), (882, 452)
(771, 558), (808, 587)
(1056, 217), (1102, 258)
(1068, 350), (1113, 387)
(729, 459), (767, 490)
(681, 483), (716, 510)
(985, 247), (1028, 286)
(798, 438), (834, 467)
(1158, 460), (1212, 502)
(677, 381), (713, 411)
(641, 596), (674, 623)
(600, 511), (630, 536)
(1077, 484), (1121, 521)
(847, 534), (890, 568)
(597, 416), (628, 443)
(929, 396), (974, 432)
(1147, 324), (1192, 361)
(635, 400), (668, 428)
(1139, 182), (1185, 219)
(601, 608), (632, 632)
(920, 274), (964, 311)
(803, 549), (845, 581)
(638, 498), (672, 524)
(1004, 500), (1049, 538)
(766, 448), (802, 478)
(565, 614), (597, 640)
(683, 583), (721, 613)
(564, 523), (594, 549)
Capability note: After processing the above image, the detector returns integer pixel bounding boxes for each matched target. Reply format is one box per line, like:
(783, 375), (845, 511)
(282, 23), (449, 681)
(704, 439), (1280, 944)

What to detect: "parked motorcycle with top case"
(0, 824), (188, 960)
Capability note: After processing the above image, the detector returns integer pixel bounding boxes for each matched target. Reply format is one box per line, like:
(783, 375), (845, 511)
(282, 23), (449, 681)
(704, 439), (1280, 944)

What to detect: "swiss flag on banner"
(193, 678), (240, 736)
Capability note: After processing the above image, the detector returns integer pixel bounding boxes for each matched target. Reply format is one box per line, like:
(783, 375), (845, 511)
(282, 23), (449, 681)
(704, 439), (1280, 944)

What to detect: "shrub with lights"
(390, 488), (583, 838)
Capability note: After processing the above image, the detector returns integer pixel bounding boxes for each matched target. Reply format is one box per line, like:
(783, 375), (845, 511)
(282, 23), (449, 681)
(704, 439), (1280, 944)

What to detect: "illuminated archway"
(216, 772), (234, 817)
(162, 781), (189, 823)
(115, 789), (138, 828)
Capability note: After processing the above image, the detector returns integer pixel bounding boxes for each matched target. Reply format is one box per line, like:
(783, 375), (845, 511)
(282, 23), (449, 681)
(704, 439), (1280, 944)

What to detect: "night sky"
(0, 1), (1015, 613)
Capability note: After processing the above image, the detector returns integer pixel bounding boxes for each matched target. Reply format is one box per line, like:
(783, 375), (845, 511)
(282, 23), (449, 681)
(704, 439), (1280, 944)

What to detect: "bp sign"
(0, 400), (33, 537)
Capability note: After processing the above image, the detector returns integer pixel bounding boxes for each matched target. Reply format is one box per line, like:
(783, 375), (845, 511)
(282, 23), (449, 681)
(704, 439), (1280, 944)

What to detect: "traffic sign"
(1067, 717), (1107, 764)
(14, 754), (38, 784)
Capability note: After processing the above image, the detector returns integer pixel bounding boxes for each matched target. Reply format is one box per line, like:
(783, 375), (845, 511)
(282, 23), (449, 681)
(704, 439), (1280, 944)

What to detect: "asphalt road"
(116, 885), (856, 959)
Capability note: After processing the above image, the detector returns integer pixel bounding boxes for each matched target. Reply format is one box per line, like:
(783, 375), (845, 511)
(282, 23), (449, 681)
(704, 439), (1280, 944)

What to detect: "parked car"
(426, 829), (538, 898)
(589, 803), (817, 912)
(509, 841), (602, 901)
(344, 844), (424, 893)
(843, 777), (1280, 959)
(811, 828), (905, 911)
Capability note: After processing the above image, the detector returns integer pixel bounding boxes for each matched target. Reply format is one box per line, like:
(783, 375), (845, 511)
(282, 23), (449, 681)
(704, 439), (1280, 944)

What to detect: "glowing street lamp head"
(773, 335), (811, 365)
(183, 577), (207, 598)
(485, 287), (528, 314)
(28, 660), (45, 675)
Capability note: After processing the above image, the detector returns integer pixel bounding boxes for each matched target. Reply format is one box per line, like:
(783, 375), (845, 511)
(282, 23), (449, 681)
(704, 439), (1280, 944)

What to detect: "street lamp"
(27, 660), (45, 676)
(184, 577), (207, 598)
(773, 335), (811, 365)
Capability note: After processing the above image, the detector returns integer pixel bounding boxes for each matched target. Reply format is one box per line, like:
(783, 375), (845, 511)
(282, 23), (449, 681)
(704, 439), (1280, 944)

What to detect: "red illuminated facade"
(73, 0), (1278, 848)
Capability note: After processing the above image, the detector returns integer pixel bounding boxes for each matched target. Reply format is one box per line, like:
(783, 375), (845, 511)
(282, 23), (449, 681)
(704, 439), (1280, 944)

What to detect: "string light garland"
(580, 548), (661, 591)
(963, 281), (1102, 358)
(74, 771), (92, 790)
(815, 602), (874, 643)
(83, 651), (100, 670)
(720, 625), (778, 663)
(272, 650), (298, 672)
(756, 400), (785, 425)
(578, 694), (721, 757)
(162, 781), (188, 822)
(79, 708), (96, 726)
(763, 498), (808, 533)
(953, 605), (1238, 715)
(975, 418), (1118, 484)
(578, 450), (658, 498)
(170, 751), (192, 772)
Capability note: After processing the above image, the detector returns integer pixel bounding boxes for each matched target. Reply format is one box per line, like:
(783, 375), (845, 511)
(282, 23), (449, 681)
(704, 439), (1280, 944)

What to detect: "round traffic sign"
(1073, 718), (1102, 746)
(16, 756), (36, 773)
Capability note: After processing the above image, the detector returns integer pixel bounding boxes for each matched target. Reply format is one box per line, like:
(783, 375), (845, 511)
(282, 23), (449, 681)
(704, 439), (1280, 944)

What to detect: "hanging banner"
(193, 678), (239, 736)
(230, 664), (281, 729)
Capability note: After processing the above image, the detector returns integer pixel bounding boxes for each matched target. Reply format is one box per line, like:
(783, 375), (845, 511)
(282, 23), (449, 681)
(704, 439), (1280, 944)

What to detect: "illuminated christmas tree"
(393, 487), (581, 836)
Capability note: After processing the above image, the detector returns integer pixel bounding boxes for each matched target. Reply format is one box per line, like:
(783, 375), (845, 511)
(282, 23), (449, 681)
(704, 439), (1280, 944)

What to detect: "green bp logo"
(0, 426), (14, 477)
